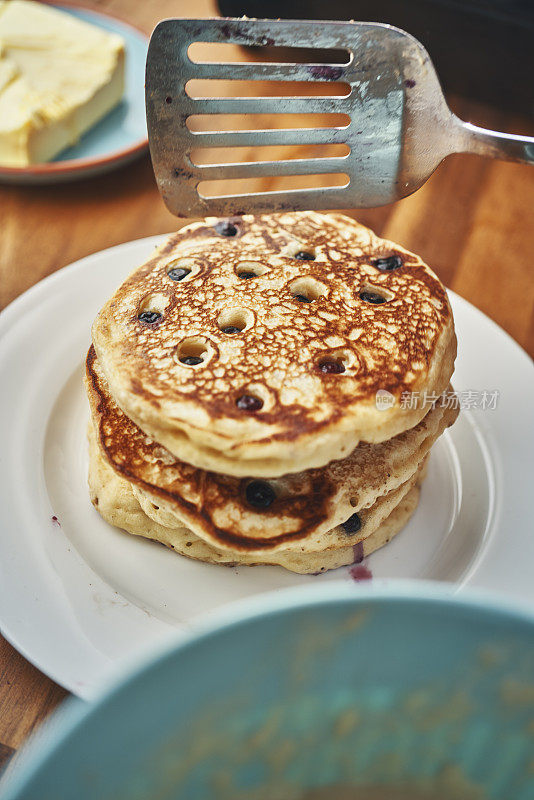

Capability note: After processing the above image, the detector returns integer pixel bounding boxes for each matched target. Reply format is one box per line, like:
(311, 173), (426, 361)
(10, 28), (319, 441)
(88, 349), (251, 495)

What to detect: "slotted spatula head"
(145, 17), (456, 217)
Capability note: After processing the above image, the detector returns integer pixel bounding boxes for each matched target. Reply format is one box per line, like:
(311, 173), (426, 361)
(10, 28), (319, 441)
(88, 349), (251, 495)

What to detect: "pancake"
(91, 212), (456, 477)
(88, 424), (424, 574)
(86, 346), (457, 555)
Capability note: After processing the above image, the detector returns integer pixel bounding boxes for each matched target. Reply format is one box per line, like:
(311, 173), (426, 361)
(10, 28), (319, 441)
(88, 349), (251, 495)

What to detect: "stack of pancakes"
(86, 212), (458, 574)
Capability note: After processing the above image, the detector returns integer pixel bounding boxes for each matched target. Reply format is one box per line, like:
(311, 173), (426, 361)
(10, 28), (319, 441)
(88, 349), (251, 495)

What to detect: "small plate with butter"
(0, 0), (148, 184)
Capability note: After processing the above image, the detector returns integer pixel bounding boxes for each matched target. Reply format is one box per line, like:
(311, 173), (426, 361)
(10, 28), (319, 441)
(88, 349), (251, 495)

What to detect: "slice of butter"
(0, 0), (125, 167)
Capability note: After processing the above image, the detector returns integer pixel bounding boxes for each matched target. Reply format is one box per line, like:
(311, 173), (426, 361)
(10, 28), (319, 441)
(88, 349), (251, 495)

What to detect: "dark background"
(219, 0), (534, 119)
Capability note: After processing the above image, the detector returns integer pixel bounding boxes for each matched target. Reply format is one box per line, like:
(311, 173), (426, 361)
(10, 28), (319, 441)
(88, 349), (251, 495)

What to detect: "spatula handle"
(454, 118), (534, 165)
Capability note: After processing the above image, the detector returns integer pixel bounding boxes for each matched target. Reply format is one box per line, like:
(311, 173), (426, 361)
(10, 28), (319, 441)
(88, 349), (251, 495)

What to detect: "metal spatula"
(146, 17), (534, 217)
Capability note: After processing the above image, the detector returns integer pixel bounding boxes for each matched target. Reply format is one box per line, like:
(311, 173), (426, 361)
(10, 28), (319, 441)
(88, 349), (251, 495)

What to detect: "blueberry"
(180, 355), (203, 365)
(215, 220), (238, 237)
(222, 326), (241, 334)
(352, 541), (364, 562)
(373, 255), (403, 271)
(294, 251), (315, 260)
(342, 513), (362, 534)
(138, 311), (161, 324)
(168, 267), (191, 281)
(236, 394), (263, 411)
(246, 480), (275, 509)
(318, 358), (345, 374)
(360, 290), (386, 304)
(237, 271), (256, 280)
(294, 294), (311, 303)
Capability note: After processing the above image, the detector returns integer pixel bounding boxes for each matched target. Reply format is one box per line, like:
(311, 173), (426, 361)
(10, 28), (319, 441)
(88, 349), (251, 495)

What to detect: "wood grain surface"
(0, 0), (533, 768)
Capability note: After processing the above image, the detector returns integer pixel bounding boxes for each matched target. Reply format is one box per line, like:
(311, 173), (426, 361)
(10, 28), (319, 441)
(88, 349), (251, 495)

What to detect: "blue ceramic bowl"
(3, 584), (534, 799)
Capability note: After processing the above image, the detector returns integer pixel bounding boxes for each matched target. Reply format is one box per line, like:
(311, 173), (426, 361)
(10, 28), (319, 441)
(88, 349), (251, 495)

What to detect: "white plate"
(0, 236), (532, 699)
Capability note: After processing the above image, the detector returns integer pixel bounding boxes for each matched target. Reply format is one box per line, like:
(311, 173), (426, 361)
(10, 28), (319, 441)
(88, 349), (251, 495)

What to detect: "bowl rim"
(4, 580), (534, 797)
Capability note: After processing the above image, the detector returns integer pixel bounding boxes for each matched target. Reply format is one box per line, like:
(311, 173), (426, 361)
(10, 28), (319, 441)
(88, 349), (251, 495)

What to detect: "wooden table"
(1, 0), (533, 777)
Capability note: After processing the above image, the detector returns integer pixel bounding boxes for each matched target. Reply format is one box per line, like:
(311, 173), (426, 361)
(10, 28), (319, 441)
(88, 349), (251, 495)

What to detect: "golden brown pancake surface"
(86, 346), (457, 554)
(87, 422), (425, 574)
(92, 212), (456, 476)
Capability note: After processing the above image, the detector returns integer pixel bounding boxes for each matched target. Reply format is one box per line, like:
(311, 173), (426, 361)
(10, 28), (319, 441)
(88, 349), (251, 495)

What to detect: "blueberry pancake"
(86, 346), (457, 557)
(87, 213), (458, 573)
(87, 423), (427, 574)
(91, 212), (456, 478)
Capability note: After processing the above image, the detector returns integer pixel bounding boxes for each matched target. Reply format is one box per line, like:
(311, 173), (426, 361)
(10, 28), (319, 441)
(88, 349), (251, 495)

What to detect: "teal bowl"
(3, 584), (534, 799)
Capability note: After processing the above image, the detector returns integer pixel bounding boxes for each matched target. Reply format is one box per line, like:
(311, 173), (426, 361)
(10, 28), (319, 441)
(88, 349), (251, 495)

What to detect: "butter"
(0, 0), (125, 167)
